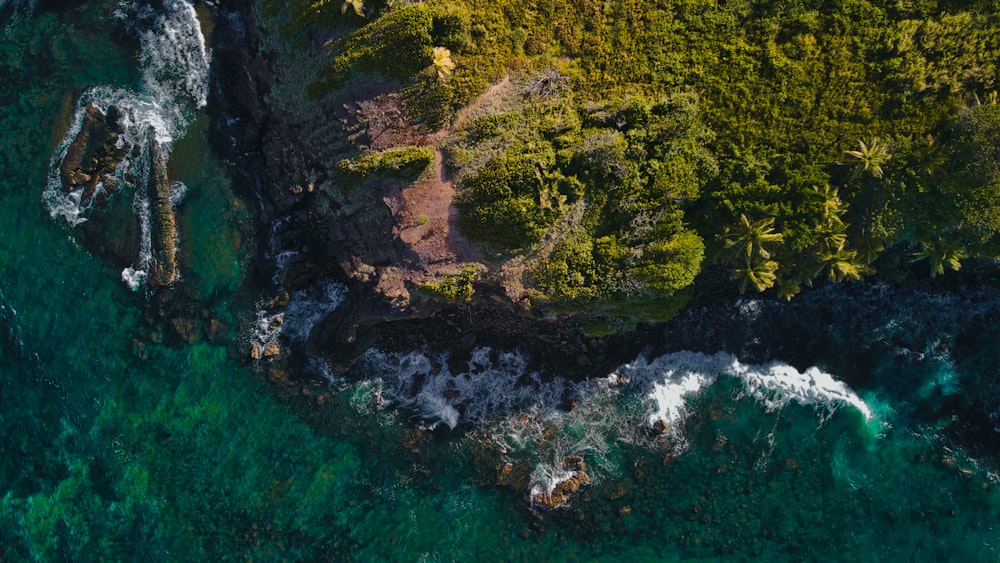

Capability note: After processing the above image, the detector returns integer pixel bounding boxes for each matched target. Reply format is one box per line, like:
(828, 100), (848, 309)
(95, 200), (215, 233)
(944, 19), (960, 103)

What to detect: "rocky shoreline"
(37, 2), (1000, 517)
(45, 2), (1000, 472)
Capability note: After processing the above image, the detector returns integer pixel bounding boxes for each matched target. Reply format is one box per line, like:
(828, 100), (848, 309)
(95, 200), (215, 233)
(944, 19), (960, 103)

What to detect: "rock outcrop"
(146, 130), (178, 287)
(529, 456), (591, 509)
(60, 104), (130, 201)
(200, 4), (665, 381)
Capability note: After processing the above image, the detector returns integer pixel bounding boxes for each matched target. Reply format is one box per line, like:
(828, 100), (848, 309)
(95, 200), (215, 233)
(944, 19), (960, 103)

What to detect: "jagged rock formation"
(59, 104), (130, 201)
(529, 456), (591, 509)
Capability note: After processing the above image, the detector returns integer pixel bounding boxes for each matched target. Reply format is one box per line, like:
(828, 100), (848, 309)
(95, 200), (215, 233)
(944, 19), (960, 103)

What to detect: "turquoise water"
(1, 2), (999, 560)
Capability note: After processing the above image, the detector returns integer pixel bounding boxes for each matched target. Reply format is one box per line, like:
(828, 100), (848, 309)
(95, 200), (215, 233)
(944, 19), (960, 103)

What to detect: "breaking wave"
(362, 347), (568, 430)
(282, 281), (348, 343)
(355, 347), (874, 499)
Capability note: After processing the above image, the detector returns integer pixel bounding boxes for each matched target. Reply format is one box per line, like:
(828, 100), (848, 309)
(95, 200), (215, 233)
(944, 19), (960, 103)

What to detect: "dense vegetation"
(274, 0), (1000, 319)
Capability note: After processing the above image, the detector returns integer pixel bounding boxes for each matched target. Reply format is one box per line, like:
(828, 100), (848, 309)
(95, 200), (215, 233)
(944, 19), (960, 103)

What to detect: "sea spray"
(281, 281), (348, 343)
(620, 351), (873, 429)
(271, 249), (300, 286)
(362, 347), (568, 430)
(362, 347), (871, 433)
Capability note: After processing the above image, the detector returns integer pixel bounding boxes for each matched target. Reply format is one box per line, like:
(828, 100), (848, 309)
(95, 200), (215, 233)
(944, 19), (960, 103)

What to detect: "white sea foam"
(248, 309), (282, 353)
(417, 392), (460, 431)
(43, 0), (210, 290)
(131, 138), (155, 284)
(281, 281), (347, 343)
(169, 181), (188, 206)
(307, 357), (343, 384)
(738, 362), (873, 421)
(528, 461), (579, 505)
(271, 249), (301, 286)
(121, 267), (148, 291)
(362, 347), (567, 430)
(356, 346), (873, 499)
(615, 351), (873, 430)
(132, 0), (210, 110)
(247, 281), (347, 361)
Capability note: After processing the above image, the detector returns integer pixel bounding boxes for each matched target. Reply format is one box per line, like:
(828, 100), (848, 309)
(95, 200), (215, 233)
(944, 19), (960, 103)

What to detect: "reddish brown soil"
(341, 77), (519, 304)
(375, 148), (483, 301)
(397, 149), (482, 266)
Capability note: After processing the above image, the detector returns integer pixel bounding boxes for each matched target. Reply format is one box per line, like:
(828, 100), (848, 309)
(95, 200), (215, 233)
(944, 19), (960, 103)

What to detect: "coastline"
(200, 2), (669, 382)
(4, 3), (1000, 558)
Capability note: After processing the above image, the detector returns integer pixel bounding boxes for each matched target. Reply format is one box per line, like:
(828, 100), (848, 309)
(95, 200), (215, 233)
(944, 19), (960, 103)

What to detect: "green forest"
(276, 0), (1000, 319)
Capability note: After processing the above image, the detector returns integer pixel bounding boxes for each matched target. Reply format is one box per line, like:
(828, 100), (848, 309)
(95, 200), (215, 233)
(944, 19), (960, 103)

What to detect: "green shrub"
(337, 146), (434, 181)
(418, 264), (485, 303)
(631, 230), (705, 293)
(529, 229), (597, 300)
(292, 0), (1000, 314)
(431, 8), (473, 53)
(458, 196), (557, 250)
(579, 317), (622, 337)
(323, 5), (435, 86)
(464, 113), (519, 141)
(458, 154), (539, 202)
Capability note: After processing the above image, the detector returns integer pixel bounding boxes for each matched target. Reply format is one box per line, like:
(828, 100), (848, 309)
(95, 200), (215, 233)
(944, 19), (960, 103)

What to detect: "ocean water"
(1, 2), (998, 560)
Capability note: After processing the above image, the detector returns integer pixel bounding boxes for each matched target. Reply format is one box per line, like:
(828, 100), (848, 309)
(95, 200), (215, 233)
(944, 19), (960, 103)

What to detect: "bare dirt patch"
(396, 148), (482, 267)
(338, 76), (527, 304)
(375, 148), (482, 301)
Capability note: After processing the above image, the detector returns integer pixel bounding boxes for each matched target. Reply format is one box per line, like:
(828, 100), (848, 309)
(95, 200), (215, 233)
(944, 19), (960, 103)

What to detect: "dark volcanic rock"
(315, 282), (659, 382)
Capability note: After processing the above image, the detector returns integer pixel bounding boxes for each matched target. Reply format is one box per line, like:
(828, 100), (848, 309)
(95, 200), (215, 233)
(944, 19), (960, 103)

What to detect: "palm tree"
(813, 185), (846, 227)
(913, 239), (967, 277)
(853, 236), (884, 267)
(775, 276), (801, 301)
(341, 0), (364, 16)
(731, 257), (779, 294)
(815, 224), (848, 253)
(721, 214), (784, 261)
(816, 249), (863, 282)
(845, 137), (892, 178)
(432, 47), (456, 80)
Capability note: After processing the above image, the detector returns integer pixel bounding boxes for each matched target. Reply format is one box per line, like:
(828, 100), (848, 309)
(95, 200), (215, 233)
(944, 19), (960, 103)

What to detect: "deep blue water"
(1, 2), (998, 560)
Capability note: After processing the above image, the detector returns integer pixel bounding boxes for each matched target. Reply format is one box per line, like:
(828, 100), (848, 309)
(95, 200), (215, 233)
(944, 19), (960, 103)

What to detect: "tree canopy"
(271, 0), (1000, 319)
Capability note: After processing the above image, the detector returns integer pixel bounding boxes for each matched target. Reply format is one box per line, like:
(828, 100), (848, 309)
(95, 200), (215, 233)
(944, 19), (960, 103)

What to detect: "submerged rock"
(205, 318), (226, 343)
(170, 317), (201, 344)
(529, 455), (591, 510)
(59, 104), (130, 201)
